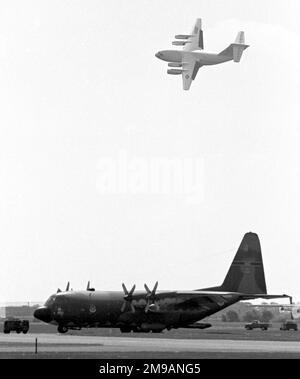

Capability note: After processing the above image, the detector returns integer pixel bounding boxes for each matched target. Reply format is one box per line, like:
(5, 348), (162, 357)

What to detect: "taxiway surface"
(1, 333), (300, 359)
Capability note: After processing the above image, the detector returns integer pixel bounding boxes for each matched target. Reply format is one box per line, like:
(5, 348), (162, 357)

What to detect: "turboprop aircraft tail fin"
(219, 31), (249, 62)
(219, 233), (267, 294)
(201, 232), (290, 301)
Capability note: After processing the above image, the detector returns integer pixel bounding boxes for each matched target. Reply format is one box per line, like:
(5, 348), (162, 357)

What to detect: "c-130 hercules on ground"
(34, 233), (289, 334)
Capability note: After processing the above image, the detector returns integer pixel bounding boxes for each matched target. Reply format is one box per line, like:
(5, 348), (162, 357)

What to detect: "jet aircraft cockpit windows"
(45, 295), (56, 307)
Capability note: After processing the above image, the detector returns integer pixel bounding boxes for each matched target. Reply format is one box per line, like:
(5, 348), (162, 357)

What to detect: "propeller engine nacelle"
(147, 303), (160, 313)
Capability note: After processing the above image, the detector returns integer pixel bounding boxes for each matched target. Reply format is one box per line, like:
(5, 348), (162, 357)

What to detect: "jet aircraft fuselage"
(156, 50), (232, 66)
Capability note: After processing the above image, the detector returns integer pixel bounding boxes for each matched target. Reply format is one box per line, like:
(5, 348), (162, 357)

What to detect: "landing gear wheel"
(57, 325), (68, 334)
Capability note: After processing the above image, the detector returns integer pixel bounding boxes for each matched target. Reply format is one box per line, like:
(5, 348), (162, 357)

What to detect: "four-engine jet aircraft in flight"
(155, 18), (249, 90)
(34, 233), (288, 334)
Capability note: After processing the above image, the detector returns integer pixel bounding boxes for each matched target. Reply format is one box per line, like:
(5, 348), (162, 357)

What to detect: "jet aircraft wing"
(182, 58), (203, 91)
(183, 18), (204, 52)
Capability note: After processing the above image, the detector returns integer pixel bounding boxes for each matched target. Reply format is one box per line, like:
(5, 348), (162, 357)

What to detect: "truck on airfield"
(280, 321), (298, 331)
(3, 318), (29, 334)
(245, 320), (270, 331)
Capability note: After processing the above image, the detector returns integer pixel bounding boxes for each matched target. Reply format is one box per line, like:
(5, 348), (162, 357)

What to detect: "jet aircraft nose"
(34, 306), (52, 323)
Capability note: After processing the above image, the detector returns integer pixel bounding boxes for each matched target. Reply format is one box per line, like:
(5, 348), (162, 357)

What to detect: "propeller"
(144, 281), (159, 313)
(56, 282), (70, 293)
(86, 281), (95, 291)
(56, 282), (69, 293)
(121, 283), (136, 313)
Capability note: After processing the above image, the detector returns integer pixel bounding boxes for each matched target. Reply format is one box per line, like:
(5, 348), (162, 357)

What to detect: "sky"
(0, 0), (300, 302)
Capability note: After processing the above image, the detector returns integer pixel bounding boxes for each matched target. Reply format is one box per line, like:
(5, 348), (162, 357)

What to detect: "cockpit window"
(45, 295), (56, 307)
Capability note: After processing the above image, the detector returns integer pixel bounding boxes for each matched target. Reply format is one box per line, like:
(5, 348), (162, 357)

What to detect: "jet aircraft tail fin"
(235, 31), (245, 44)
(218, 233), (267, 294)
(219, 31), (249, 62)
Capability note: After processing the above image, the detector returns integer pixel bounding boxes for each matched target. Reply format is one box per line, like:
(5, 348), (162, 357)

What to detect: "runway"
(1, 333), (300, 359)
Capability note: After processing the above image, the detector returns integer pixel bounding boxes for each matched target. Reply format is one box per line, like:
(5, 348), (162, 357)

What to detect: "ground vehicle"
(3, 319), (29, 334)
(245, 320), (270, 330)
(280, 321), (298, 331)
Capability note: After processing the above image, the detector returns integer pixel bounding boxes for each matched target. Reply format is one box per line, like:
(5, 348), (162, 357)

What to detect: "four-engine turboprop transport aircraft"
(34, 233), (289, 334)
(155, 18), (249, 90)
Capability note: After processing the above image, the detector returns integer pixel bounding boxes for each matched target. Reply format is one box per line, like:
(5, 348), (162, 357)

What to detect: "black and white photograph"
(0, 0), (300, 365)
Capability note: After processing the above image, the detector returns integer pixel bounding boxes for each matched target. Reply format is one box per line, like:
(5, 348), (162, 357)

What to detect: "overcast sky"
(0, 0), (300, 302)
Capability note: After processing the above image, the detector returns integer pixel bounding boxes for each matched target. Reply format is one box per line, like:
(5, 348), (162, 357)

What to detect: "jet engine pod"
(172, 41), (190, 46)
(168, 63), (183, 68)
(175, 35), (193, 40)
(167, 69), (182, 75)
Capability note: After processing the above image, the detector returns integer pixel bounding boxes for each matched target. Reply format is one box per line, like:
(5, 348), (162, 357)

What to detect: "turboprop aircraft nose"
(34, 306), (52, 323)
